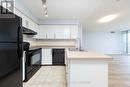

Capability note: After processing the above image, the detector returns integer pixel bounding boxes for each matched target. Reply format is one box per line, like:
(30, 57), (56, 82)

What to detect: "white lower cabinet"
(67, 60), (108, 87)
(42, 49), (52, 65)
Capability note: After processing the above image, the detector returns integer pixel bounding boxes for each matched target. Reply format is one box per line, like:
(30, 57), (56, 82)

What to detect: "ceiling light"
(98, 14), (118, 23)
(44, 7), (47, 11)
(45, 14), (48, 17)
(43, 4), (47, 8)
(41, 0), (48, 17)
(44, 10), (47, 14)
(45, 12), (48, 17)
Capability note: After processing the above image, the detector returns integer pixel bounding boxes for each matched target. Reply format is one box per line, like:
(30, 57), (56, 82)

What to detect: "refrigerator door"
(0, 43), (22, 87)
(0, 15), (22, 43)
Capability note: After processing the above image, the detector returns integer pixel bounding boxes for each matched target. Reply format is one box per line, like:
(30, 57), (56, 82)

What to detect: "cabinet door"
(55, 25), (70, 39)
(47, 33), (54, 39)
(38, 25), (55, 39)
(42, 49), (52, 65)
(37, 29), (47, 39)
(70, 25), (78, 39)
(36, 26), (47, 39)
(46, 27), (55, 39)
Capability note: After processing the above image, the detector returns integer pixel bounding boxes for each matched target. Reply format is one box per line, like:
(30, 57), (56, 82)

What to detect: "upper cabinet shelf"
(23, 26), (37, 35)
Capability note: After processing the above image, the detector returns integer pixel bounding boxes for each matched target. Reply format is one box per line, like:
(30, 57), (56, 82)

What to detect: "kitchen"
(0, 0), (130, 87)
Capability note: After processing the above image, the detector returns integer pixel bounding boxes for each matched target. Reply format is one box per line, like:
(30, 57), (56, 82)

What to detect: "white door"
(42, 49), (52, 65)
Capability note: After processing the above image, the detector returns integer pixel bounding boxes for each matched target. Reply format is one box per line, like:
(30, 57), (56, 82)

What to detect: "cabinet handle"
(51, 49), (52, 55)
(54, 33), (56, 39)
(46, 34), (47, 38)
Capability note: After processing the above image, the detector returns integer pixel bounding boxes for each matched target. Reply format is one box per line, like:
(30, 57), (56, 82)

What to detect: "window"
(123, 30), (130, 54)
(1, 1), (14, 14)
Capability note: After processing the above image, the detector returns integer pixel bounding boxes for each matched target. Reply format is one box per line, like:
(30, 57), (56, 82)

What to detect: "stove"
(22, 42), (41, 82)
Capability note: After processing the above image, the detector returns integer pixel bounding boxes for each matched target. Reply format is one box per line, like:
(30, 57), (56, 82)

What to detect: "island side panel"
(67, 59), (108, 87)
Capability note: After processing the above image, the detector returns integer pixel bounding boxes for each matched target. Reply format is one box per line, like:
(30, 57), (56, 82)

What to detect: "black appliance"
(52, 49), (65, 65)
(24, 48), (42, 82)
(0, 7), (23, 87)
(23, 42), (30, 51)
(23, 26), (37, 35)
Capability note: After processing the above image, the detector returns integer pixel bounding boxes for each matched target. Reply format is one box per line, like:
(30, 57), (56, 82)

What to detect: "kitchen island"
(66, 50), (112, 87)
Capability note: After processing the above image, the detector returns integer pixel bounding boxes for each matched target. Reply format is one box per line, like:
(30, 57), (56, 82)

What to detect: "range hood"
(22, 26), (37, 35)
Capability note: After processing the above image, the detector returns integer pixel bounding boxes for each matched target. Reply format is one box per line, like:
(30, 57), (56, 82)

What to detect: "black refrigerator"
(0, 9), (23, 87)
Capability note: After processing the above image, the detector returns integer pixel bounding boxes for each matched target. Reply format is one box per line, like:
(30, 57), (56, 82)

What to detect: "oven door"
(28, 48), (42, 66)
(24, 48), (42, 82)
(26, 48), (42, 73)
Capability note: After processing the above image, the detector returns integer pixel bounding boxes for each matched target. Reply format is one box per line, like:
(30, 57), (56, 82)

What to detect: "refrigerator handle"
(18, 44), (23, 58)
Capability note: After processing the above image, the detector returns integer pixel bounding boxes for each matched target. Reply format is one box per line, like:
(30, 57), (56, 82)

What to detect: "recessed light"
(98, 14), (118, 23)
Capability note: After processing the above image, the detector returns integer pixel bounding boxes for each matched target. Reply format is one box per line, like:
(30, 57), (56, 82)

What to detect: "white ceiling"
(20, 0), (130, 31)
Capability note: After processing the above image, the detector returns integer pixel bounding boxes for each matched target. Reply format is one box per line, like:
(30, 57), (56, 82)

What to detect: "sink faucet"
(76, 38), (81, 51)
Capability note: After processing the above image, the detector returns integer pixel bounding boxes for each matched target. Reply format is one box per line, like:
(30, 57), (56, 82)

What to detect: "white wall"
(82, 30), (124, 54)
(15, 0), (38, 24)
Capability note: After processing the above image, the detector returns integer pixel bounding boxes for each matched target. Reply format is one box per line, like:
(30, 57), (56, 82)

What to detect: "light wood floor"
(108, 55), (130, 87)
(23, 66), (66, 87)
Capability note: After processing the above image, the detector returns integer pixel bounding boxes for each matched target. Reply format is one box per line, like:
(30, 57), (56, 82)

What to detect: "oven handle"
(29, 48), (42, 54)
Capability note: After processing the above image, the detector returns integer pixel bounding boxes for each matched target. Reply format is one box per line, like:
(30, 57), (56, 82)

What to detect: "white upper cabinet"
(18, 13), (38, 34)
(46, 25), (56, 39)
(37, 27), (47, 39)
(70, 25), (78, 39)
(36, 25), (79, 39)
(54, 25), (70, 39)
(37, 25), (55, 39)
